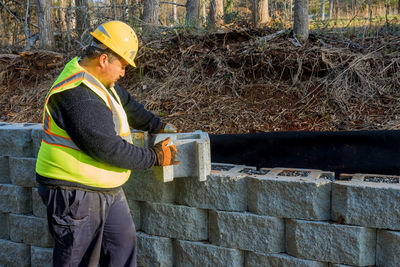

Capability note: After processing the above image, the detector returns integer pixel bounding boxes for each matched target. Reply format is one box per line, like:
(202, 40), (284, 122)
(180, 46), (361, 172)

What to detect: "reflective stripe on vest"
(36, 57), (132, 188)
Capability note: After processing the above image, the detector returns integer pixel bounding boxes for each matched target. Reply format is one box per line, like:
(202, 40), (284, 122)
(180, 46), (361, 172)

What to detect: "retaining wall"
(0, 123), (399, 266)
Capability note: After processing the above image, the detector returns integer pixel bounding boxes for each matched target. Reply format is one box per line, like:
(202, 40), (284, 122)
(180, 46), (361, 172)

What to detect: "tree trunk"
(252, 0), (269, 27)
(398, 0), (400, 15)
(320, 0), (325, 19)
(143, 0), (159, 32)
(209, 0), (224, 27)
(173, 0), (177, 24)
(293, 0), (309, 41)
(75, 0), (89, 41)
(186, 0), (200, 27)
(36, 0), (54, 50)
(328, 0), (333, 19)
(368, 0), (372, 23)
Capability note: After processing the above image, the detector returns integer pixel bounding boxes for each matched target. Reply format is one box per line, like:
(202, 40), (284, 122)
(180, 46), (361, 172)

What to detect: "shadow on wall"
(209, 130), (400, 175)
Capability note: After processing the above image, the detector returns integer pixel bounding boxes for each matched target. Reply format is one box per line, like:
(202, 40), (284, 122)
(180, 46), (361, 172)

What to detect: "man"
(35, 21), (179, 267)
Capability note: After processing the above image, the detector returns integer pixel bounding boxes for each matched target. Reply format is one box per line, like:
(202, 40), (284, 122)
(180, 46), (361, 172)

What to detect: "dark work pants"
(38, 185), (137, 267)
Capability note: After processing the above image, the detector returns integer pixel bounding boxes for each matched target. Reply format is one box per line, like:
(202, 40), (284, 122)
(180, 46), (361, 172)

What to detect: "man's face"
(100, 55), (129, 88)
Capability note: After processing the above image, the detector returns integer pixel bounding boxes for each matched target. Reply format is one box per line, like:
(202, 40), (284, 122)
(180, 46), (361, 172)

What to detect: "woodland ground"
(1, 25), (400, 134)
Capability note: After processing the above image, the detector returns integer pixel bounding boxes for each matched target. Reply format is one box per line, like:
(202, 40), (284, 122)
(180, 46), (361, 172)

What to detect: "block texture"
(0, 156), (9, 183)
(30, 124), (43, 157)
(0, 124), (34, 157)
(127, 199), (141, 230)
(136, 232), (173, 267)
(332, 180), (400, 230)
(0, 184), (31, 214)
(124, 169), (176, 203)
(31, 246), (52, 267)
(142, 202), (208, 241)
(286, 219), (376, 266)
(0, 239), (30, 267)
(248, 176), (331, 220)
(175, 239), (244, 267)
(9, 157), (37, 187)
(32, 188), (47, 218)
(9, 214), (53, 247)
(376, 230), (400, 267)
(246, 252), (329, 267)
(209, 210), (285, 253)
(176, 172), (247, 211)
(0, 213), (8, 239)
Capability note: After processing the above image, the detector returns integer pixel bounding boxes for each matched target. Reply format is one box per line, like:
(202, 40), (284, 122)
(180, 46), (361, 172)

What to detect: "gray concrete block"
(30, 124), (43, 158)
(9, 157), (37, 187)
(175, 239), (244, 267)
(248, 168), (333, 220)
(0, 213), (8, 239)
(377, 230), (400, 267)
(0, 156), (10, 184)
(131, 130), (150, 148)
(136, 232), (173, 267)
(245, 252), (329, 267)
(142, 202), (208, 241)
(124, 169), (176, 203)
(209, 210), (285, 253)
(31, 246), (52, 267)
(127, 199), (141, 230)
(151, 131), (211, 182)
(176, 164), (248, 211)
(0, 184), (31, 214)
(332, 177), (400, 230)
(286, 219), (376, 266)
(0, 123), (34, 157)
(9, 214), (53, 247)
(0, 239), (30, 267)
(32, 188), (47, 218)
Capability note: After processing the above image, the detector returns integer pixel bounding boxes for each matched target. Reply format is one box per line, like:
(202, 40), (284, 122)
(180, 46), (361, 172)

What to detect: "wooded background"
(1, 0), (399, 52)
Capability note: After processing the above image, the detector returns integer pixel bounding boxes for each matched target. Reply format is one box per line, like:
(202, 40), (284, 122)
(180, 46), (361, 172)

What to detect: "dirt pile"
(1, 28), (400, 133)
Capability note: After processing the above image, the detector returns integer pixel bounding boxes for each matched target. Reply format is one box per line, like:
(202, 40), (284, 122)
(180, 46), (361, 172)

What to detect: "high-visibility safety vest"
(36, 57), (133, 188)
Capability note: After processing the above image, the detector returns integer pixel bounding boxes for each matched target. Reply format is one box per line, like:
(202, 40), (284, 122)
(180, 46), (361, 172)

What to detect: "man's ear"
(98, 54), (108, 69)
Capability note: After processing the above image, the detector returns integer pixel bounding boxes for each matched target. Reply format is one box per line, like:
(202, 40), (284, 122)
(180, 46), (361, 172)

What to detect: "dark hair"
(81, 39), (120, 62)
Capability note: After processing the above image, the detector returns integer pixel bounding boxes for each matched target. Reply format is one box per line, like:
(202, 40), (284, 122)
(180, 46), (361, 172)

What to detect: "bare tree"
(37, 0), (54, 49)
(143, 0), (159, 31)
(209, 0), (224, 27)
(328, 0), (334, 19)
(320, 0), (325, 19)
(252, 0), (269, 27)
(172, 0), (177, 24)
(186, 0), (200, 27)
(75, 0), (90, 41)
(293, 0), (309, 41)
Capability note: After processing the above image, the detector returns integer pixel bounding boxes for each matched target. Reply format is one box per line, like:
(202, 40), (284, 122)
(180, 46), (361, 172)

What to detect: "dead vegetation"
(1, 28), (400, 133)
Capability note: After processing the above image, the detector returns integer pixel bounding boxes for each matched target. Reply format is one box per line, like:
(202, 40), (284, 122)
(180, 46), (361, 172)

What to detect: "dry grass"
(1, 28), (400, 133)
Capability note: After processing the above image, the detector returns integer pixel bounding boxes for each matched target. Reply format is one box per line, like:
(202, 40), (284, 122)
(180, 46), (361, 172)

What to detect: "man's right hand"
(152, 137), (180, 166)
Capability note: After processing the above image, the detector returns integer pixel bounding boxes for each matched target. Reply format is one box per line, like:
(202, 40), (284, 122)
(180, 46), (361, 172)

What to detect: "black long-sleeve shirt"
(37, 83), (164, 190)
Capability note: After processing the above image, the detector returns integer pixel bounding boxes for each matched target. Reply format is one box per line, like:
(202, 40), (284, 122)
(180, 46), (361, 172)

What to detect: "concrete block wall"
(1, 123), (400, 266)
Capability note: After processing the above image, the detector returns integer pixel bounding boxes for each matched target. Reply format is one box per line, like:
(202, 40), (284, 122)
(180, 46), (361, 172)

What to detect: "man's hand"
(152, 137), (180, 166)
(160, 123), (178, 133)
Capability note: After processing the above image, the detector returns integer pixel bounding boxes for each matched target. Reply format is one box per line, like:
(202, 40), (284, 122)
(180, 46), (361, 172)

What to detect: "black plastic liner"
(209, 130), (400, 176)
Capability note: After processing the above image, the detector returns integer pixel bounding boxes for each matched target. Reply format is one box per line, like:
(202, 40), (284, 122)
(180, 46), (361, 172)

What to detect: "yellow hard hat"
(90, 21), (138, 67)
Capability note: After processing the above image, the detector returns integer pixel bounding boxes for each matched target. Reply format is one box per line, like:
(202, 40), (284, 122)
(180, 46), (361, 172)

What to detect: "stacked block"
(1, 123), (400, 267)
(248, 168), (333, 220)
(0, 123), (50, 267)
(332, 173), (400, 230)
(286, 219), (376, 266)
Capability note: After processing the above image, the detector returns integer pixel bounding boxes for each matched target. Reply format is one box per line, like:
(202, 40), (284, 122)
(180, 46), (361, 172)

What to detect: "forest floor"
(1, 26), (400, 134)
